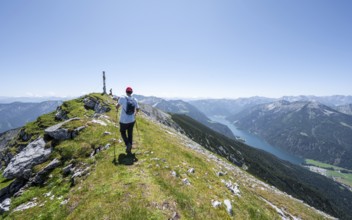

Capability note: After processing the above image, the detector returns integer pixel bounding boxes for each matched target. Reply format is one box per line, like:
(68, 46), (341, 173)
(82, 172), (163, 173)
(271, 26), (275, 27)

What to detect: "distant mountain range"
(281, 95), (352, 107)
(0, 96), (71, 104)
(189, 97), (275, 117)
(135, 95), (236, 139)
(335, 104), (352, 115)
(0, 101), (62, 133)
(189, 95), (352, 118)
(227, 100), (352, 169)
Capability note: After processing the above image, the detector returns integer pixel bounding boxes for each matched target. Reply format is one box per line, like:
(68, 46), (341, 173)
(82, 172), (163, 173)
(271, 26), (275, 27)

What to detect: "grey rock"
(103, 143), (111, 150)
(104, 131), (112, 136)
(169, 212), (180, 220)
(83, 97), (111, 114)
(224, 199), (233, 216)
(3, 138), (52, 179)
(13, 201), (37, 212)
(188, 168), (195, 173)
(44, 118), (81, 140)
(217, 171), (226, 176)
(62, 164), (74, 176)
(22, 169), (32, 180)
(95, 103), (111, 114)
(222, 180), (241, 197)
(70, 167), (90, 186)
(31, 158), (61, 185)
(91, 119), (107, 126)
(171, 171), (177, 177)
(83, 97), (96, 109)
(182, 178), (191, 185)
(60, 199), (69, 206)
(0, 198), (11, 213)
(72, 126), (86, 138)
(211, 200), (222, 208)
(0, 178), (27, 203)
(55, 107), (68, 121)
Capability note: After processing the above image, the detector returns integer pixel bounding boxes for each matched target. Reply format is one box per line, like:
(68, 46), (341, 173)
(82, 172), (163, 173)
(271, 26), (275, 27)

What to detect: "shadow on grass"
(112, 153), (138, 166)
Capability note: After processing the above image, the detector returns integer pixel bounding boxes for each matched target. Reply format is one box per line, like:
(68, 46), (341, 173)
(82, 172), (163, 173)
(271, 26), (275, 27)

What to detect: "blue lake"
(210, 116), (304, 165)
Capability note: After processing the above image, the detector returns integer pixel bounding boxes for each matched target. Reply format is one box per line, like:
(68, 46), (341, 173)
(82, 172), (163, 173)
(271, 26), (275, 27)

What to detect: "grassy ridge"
(0, 94), (334, 219)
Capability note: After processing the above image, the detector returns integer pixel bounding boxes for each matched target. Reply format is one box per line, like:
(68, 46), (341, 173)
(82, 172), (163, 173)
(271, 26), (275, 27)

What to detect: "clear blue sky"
(1, 0), (351, 99)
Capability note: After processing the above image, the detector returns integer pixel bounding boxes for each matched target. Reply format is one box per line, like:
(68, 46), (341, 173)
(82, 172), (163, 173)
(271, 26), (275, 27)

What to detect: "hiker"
(116, 87), (140, 155)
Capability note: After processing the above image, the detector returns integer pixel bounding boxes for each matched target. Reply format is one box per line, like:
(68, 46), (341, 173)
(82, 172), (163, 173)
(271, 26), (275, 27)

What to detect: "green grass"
(0, 176), (14, 189)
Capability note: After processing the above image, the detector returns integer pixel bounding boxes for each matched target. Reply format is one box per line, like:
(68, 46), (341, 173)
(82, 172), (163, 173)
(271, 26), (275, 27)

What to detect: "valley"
(304, 159), (352, 189)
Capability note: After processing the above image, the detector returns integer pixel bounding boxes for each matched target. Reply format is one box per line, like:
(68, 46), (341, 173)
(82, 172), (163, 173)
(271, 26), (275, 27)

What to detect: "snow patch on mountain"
(340, 122), (352, 129)
(300, 132), (309, 137)
(323, 109), (336, 116)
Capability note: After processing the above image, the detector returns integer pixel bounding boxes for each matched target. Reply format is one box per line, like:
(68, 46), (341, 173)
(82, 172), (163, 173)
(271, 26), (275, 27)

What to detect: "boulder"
(83, 97), (111, 114)
(224, 199), (233, 216)
(55, 107), (69, 121)
(31, 158), (61, 185)
(0, 178), (27, 209)
(3, 138), (52, 179)
(211, 200), (222, 208)
(44, 118), (83, 140)
(0, 198), (11, 213)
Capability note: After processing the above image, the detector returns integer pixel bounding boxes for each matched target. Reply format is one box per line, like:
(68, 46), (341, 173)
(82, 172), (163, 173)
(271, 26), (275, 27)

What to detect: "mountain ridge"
(134, 94), (236, 139)
(0, 93), (336, 219)
(227, 100), (352, 169)
(0, 101), (62, 133)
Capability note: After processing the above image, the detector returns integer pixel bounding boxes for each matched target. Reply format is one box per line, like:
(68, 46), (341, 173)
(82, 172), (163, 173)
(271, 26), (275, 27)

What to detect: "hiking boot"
(126, 144), (132, 155)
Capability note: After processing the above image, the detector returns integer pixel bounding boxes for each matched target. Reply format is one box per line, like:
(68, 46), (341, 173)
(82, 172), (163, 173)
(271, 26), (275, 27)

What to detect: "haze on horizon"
(1, 0), (351, 99)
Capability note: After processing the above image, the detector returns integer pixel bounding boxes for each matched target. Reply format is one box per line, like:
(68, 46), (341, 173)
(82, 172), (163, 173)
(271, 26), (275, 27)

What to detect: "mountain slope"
(281, 95), (352, 107)
(135, 95), (235, 139)
(172, 114), (352, 219)
(336, 104), (352, 115)
(0, 101), (62, 133)
(227, 100), (352, 169)
(0, 94), (333, 219)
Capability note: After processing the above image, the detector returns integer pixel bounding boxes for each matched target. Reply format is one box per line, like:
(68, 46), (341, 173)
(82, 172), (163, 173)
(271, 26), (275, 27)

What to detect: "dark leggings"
(120, 122), (135, 147)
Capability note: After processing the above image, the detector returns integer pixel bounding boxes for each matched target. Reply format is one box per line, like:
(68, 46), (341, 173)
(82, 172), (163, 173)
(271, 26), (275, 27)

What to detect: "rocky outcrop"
(13, 158), (61, 198)
(44, 118), (85, 140)
(0, 198), (11, 213)
(0, 128), (21, 169)
(55, 107), (69, 121)
(31, 158), (61, 186)
(0, 178), (27, 213)
(224, 199), (233, 216)
(3, 138), (52, 179)
(83, 97), (111, 114)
